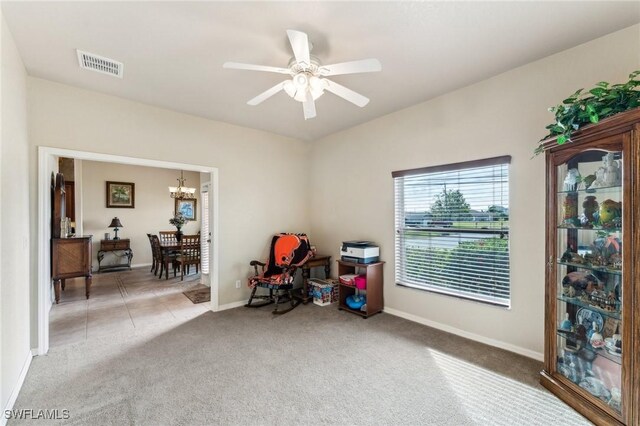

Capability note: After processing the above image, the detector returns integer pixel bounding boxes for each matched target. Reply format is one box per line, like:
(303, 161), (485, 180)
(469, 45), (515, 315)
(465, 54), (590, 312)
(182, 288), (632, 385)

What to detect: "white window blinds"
(200, 186), (210, 275)
(393, 156), (511, 307)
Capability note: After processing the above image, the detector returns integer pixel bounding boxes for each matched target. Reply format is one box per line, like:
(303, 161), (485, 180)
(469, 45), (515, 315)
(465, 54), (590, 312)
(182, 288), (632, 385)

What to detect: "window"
(392, 156), (511, 307)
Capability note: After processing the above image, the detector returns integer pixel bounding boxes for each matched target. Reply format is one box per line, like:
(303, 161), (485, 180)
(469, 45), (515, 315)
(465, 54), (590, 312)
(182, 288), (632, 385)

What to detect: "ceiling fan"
(223, 30), (381, 120)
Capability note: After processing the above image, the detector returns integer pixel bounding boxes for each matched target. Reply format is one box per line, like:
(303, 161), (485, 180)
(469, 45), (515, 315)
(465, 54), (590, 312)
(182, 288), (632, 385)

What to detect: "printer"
(340, 241), (380, 264)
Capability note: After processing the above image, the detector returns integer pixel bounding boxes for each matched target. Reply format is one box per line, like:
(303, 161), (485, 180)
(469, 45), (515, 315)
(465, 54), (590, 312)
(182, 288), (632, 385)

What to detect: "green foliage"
(169, 212), (186, 229)
(535, 70), (640, 156)
(430, 189), (471, 221)
(405, 237), (509, 297)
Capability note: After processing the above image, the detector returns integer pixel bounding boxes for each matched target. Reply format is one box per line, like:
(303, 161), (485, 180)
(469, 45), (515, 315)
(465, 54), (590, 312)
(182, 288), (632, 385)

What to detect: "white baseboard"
(131, 263), (152, 269)
(383, 307), (543, 361)
(216, 300), (245, 311)
(1, 350), (33, 426)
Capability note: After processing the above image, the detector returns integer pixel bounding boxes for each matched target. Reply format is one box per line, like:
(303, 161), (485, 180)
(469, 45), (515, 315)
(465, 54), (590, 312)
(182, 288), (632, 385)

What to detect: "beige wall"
(308, 24), (640, 358)
(1, 12), (31, 412)
(81, 161), (201, 270)
(28, 77), (311, 346)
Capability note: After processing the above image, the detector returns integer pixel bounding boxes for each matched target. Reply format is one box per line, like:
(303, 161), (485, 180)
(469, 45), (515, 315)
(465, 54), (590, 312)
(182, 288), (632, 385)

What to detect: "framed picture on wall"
(175, 198), (197, 221)
(106, 181), (135, 208)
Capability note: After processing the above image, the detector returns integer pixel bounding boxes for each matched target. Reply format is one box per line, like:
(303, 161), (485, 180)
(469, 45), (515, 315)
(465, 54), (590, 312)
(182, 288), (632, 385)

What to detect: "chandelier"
(169, 171), (196, 199)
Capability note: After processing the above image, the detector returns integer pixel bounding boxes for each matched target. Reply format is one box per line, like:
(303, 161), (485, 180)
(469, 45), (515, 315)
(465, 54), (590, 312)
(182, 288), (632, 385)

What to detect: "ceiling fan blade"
(323, 79), (370, 107)
(303, 91), (316, 120)
(318, 59), (382, 76)
(286, 30), (311, 68)
(247, 81), (287, 106)
(223, 62), (291, 75)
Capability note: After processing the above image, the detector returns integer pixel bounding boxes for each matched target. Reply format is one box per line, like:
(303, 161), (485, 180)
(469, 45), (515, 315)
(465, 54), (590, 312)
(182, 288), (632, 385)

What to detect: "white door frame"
(37, 147), (220, 355)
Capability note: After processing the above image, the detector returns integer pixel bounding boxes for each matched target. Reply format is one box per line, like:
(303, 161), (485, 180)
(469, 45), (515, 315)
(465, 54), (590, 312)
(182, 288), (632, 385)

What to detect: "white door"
(200, 182), (211, 285)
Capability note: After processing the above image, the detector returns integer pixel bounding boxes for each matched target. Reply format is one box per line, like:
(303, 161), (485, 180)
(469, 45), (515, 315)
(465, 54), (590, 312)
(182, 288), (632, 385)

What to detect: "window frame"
(392, 155), (512, 307)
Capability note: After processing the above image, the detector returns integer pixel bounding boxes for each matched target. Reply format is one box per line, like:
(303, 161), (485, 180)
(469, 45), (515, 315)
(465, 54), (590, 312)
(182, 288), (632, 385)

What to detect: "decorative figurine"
(608, 253), (622, 269)
(602, 153), (622, 186)
(590, 153), (621, 189)
(590, 322), (605, 348)
(613, 276), (622, 303)
(583, 253), (595, 265)
(580, 174), (597, 191)
(563, 285), (577, 298)
(563, 168), (581, 192)
(562, 271), (601, 296)
(560, 313), (573, 331)
(560, 246), (573, 263)
(560, 247), (585, 264)
(589, 167), (606, 189)
(589, 290), (616, 311)
(576, 324), (588, 343)
(582, 196), (599, 225)
(598, 199), (622, 227)
(570, 253), (585, 264)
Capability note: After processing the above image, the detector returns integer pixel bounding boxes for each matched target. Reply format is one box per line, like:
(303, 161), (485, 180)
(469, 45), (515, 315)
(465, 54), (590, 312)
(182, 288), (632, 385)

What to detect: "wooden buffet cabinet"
(51, 172), (92, 303)
(540, 108), (640, 425)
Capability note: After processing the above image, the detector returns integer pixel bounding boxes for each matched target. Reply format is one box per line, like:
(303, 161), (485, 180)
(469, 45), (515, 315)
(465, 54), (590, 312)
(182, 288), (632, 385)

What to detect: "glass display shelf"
(557, 295), (621, 320)
(557, 184), (622, 195)
(556, 331), (622, 365)
(557, 225), (622, 232)
(557, 261), (622, 276)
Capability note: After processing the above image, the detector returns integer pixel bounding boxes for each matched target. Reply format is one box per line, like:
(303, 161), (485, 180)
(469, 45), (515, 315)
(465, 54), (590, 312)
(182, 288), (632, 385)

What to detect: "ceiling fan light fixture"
(224, 29), (380, 119)
(293, 89), (308, 102)
(294, 73), (309, 89)
(283, 80), (295, 97)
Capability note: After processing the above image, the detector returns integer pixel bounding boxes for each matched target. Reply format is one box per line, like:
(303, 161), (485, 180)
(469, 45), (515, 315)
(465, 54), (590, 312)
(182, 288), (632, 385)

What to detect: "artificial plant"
(535, 70), (640, 155)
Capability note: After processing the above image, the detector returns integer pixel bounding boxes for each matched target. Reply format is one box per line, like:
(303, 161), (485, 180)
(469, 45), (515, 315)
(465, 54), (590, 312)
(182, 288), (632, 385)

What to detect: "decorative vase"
(562, 194), (579, 226)
(176, 229), (183, 242)
(582, 196), (598, 225)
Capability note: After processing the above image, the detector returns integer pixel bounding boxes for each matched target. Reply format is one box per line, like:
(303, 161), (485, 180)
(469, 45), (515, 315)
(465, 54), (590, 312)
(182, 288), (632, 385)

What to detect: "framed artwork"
(175, 198), (197, 221)
(106, 181), (135, 208)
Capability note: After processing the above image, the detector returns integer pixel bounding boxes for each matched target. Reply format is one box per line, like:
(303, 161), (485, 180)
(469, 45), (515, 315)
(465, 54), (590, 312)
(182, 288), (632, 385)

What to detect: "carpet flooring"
(12, 304), (590, 425)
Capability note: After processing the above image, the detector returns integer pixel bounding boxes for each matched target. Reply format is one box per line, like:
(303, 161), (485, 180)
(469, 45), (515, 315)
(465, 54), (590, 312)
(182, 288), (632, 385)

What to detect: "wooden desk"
(98, 239), (133, 272)
(300, 254), (331, 304)
(52, 236), (92, 304)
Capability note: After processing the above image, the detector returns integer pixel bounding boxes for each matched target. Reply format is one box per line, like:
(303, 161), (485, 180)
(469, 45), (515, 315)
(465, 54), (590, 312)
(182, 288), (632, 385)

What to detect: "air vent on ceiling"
(76, 49), (123, 78)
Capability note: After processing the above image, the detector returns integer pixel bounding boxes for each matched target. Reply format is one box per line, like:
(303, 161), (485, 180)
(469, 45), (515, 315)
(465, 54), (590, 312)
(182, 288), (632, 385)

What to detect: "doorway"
(37, 147), (219, 355)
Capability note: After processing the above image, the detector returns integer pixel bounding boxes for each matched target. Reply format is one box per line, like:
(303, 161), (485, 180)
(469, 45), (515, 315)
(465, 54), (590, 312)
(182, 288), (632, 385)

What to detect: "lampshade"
(108, 217), (123, 228)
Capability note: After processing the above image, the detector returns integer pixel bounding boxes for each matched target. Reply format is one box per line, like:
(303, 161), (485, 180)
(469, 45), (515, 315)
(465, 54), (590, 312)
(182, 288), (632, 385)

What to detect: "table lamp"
(108, 217), (123, 240)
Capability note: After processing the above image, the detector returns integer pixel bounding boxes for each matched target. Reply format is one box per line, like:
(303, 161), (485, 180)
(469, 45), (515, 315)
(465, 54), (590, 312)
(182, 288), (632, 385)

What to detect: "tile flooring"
(49, 267), (210, 347)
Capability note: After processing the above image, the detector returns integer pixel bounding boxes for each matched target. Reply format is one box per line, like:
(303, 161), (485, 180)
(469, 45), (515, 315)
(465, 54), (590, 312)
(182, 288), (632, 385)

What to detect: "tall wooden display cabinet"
(540, 108), (640, 425)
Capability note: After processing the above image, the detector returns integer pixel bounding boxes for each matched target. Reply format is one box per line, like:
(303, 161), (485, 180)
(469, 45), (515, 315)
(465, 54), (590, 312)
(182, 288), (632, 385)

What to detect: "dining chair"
(151, 234), (177, 279)
(146, 233), (156, 273)
(158, 230), (177, 246)
(173, 234), (200, 281)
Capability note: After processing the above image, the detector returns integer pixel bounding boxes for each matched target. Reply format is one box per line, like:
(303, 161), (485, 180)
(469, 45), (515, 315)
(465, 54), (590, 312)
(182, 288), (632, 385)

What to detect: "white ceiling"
(3, 1), (639, 141)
